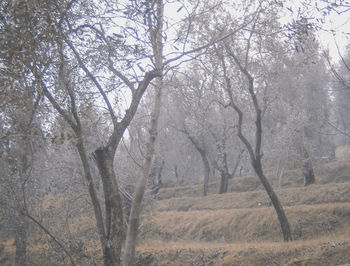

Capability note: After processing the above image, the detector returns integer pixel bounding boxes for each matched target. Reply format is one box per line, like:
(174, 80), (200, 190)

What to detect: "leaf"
(137, 63), (145, 72)
(177, 6), (184, 13)
(113, 33), (124, 38)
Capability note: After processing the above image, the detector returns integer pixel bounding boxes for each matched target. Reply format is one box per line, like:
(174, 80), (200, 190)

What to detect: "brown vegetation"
(136, 159), (350, 265)
(2, 159), (350, 265)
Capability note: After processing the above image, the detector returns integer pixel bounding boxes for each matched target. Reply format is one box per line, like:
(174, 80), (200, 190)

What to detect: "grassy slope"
(2, 159), (350, 265)
(137, 159), (350, 265)
(136, 238), (350, 265)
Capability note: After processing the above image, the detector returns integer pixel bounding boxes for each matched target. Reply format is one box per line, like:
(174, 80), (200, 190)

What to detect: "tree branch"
(225, 47), (262, 159)
(34, 73), (79, 134)
(164, 22), (251, 67)
(219, 54), (256, 163)
(60, 24), (116, 122)
(21, 211), (76, 266)
(326, 119), (350, 138)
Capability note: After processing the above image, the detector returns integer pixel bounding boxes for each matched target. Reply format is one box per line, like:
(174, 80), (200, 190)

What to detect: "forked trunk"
(218, 149), (243, 194)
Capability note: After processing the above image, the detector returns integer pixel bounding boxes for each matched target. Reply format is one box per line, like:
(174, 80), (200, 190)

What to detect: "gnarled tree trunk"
(94, 148), (124, 266)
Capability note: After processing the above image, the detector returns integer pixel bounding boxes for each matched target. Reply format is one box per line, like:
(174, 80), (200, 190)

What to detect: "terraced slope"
(136, 159), (350, 265)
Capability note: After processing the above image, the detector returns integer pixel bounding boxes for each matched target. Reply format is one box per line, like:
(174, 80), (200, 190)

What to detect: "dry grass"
(2, 159), (350, 265)
(156, 159), (350, 200)
(148, 182), (350, 212)
(140, 203), (350, 243)
(136, 236), (350, 265)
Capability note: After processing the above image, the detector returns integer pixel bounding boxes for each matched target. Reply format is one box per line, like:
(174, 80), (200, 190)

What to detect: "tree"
(169, 68), (217, 196)
(328, 45), (350, 154)
(208, 0), (293, 241)
(123, 0), (164, 264)
(1, 1), (161, 264)
(2, 0), (237, 264)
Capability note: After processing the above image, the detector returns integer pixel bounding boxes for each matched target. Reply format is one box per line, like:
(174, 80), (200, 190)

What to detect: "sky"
(318, 11), (350, 61)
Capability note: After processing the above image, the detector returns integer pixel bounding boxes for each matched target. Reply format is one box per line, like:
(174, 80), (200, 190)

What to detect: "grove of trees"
(1, 0), (349, 265)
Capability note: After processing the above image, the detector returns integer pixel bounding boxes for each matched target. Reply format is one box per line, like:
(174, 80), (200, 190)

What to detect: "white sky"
(318, 12), (350, 61)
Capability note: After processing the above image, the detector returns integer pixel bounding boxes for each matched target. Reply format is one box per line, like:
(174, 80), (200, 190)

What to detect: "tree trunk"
(123, 2), (164, 263)
(303, 159), (315, 186)
(219, 171), (229, 194)
(186, 135), (210, 196)
(201, 152), (211, 196)
(123, 82), (163, 265)
(221, 49), (292, 241)
(254, 161), (292, 242)
(218, 149), (243, 194)
(174, 165), (182, 185)
(94, 148), (124, 266)
(157, 160), (165, 187)
(300, 146), (315, 186)
(14, 224), (27, 266)
(76, 139), (108, 258)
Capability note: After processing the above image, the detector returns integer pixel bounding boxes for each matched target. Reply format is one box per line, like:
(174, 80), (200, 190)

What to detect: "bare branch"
(57, 41), (82, 130)
(34, 73), (79, 134)
(122, 137), (142, 168)
(335, 38), (350, 74)
(324, 51), (350, 90)
(164, 24), (249, 67)
(326, 119), (350, 138)
(225, 46), (263, 159)
(59, 23), (116, 122)
(21, 211), (76, 266)
(219, 53), (256, 162)
(79, 23), (136, 92)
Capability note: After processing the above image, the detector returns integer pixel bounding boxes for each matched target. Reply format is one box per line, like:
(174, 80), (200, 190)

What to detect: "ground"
(2, 159), (350, 265)
(136, 159), (350, 265)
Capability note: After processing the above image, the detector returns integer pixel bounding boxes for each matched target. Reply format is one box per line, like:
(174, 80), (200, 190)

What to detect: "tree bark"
(186, 135), (211, 196)
(76, 139), (107, 252)
(253, 160), (292, 241)
(219, 171), (229, 194)
(300, 145), (315, 186)
(94, 148), (124, 266)
(123, 78), (163, 265)
(303, 159), (315, 186)
(14, 224), (27, 266)
(201, 151), (211, 196)
(218, 149), (244, 194)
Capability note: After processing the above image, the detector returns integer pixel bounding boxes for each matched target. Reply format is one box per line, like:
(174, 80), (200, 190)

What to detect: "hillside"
(136, 159), (350, 265)
(2, 159), (350, 265)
